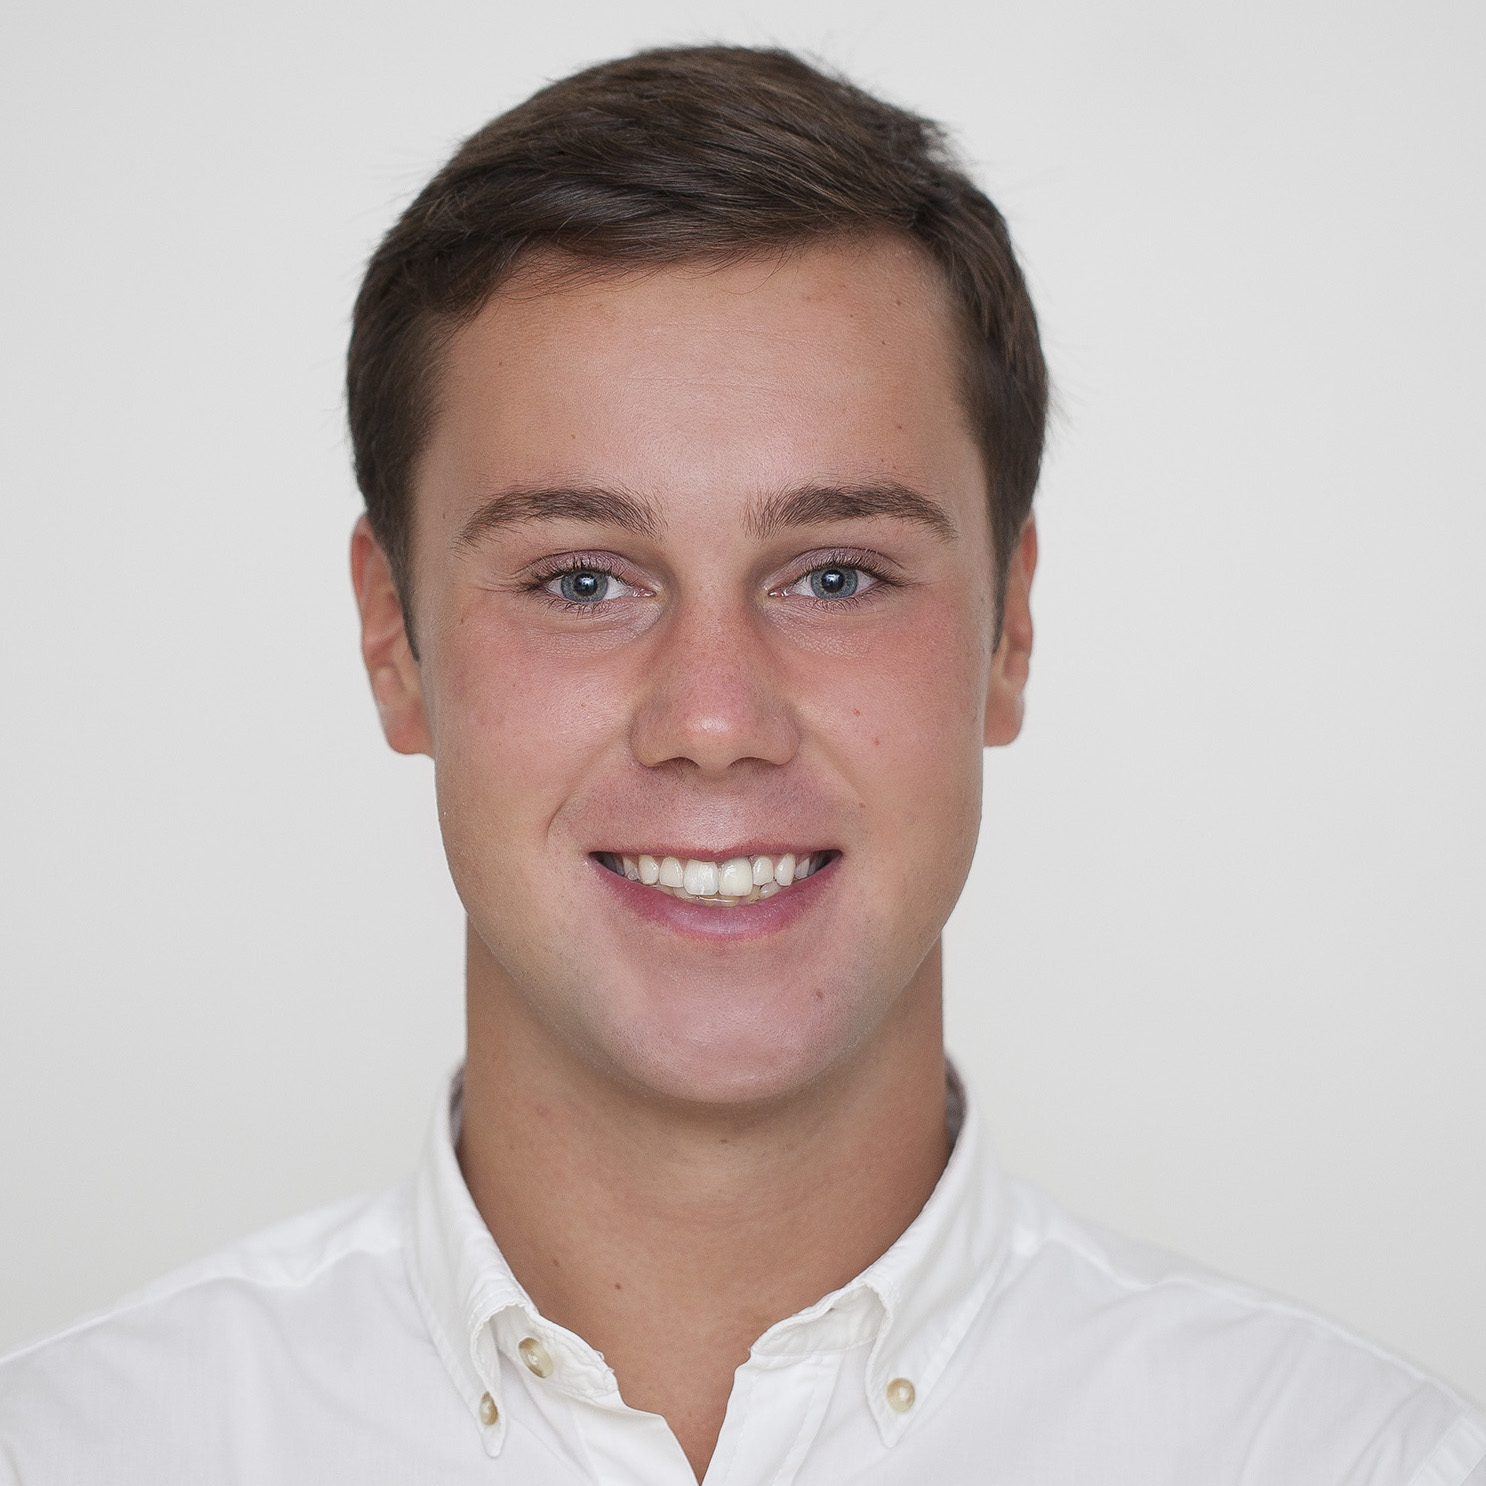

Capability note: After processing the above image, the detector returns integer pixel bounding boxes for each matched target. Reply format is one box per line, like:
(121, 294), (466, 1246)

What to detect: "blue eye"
(783, 563), (876, 601)
(809, 566), (859, 599)
(558, 570), (610, 603)
(538, 565), (645, 607)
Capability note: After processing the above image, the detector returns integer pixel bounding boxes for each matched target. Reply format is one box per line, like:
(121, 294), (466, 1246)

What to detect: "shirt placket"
(491, 1308), (849, 1486)
(701, 1349), (844, 1486)
(488, 1308), (696, 1485)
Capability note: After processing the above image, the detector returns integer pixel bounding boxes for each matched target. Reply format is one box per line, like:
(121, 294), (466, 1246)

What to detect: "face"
(353, 236), (1035, 1107)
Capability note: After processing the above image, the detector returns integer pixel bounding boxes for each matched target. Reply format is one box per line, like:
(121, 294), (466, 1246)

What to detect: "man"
(1, 44), (1481, 1486)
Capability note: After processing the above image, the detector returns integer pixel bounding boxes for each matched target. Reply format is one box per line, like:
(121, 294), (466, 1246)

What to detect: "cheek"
(424, 616), (632, 842)
(797, 591), (989, 913)
(802, 590), (989, 782)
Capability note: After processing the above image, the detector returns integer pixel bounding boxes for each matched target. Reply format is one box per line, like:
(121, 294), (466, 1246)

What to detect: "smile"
(594, 851), (832, 906)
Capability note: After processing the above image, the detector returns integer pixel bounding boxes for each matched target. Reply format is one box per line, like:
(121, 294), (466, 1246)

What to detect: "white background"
(2, 0), (1482, 1403)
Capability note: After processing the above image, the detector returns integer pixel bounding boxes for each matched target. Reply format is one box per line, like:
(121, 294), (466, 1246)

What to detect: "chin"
(591, 969), (885, 1111)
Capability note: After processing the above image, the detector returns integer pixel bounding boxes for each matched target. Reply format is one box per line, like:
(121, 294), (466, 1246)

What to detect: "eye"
(782, 564), (878, 601)
(542, 568), (642, 605)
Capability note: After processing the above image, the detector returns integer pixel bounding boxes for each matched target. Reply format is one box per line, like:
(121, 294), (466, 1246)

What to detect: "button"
(478, 1392), (499, 1426)
(518, 1336), (554, 1378)
(885, 1377), (916, 1412)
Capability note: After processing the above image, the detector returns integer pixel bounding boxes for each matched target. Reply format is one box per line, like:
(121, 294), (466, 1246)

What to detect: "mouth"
(593, 850), (835, 907)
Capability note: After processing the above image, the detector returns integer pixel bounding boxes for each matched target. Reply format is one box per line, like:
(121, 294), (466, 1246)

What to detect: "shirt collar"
(404, 1063), (1009, 1455)
(744, 1064), (1010, 1444)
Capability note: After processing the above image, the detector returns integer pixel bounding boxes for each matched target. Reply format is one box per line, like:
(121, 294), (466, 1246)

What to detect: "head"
(349, 46), (1046, 1109)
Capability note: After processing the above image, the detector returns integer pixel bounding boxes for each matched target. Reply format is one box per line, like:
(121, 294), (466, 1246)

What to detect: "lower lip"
(591, 856), (838, 940)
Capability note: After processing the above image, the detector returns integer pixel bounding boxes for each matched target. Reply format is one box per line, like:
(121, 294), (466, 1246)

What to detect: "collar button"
(519, 1336), (555, 1378)
(478, 1392), (499, 1426)
(885, 1377), (916, 1413)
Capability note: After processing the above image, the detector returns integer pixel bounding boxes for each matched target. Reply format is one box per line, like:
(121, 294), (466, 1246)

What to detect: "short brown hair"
(348, 45), (1047, 640)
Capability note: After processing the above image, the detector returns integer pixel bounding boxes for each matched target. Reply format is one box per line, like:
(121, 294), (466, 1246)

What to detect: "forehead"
(415, 236), (984, 538)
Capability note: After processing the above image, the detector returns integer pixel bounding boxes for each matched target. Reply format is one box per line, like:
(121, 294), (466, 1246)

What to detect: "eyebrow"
(746, 483), (958, 542)
(455, 485), (661, 549)
(452, 479), (957, 549)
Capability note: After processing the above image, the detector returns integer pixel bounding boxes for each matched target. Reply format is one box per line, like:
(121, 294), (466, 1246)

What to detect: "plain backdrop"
(2, 0), (1482, 1403)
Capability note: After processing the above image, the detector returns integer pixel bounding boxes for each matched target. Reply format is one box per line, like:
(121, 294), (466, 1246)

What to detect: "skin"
(352, 234), (1035, 1479)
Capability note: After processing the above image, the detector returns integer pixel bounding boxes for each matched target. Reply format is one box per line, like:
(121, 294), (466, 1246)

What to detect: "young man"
(1, 44), (1481, 1486)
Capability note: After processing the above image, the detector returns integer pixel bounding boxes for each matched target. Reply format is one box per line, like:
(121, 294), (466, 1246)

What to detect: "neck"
(458, 926), (950, 1481)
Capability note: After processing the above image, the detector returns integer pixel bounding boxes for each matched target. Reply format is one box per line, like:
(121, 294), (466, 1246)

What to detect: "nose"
(630, 599), (799, 778)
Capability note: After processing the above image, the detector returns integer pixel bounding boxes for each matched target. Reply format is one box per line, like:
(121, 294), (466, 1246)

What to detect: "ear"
(983, 516), (1037, 748)
(350, 515), (433, 756)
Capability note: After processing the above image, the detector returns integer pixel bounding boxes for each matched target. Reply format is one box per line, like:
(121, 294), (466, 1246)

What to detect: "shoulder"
(984, 1177), (1486, 1485)
(2, 1184), (408, 1364)
(0, 1185), (440, 1483)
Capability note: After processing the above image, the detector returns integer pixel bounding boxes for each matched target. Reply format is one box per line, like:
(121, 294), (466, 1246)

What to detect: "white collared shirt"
(3, 1071), (1483, 1485)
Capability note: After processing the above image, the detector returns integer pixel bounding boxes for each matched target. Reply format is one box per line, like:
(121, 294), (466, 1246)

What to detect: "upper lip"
(591, 844), (833, 858)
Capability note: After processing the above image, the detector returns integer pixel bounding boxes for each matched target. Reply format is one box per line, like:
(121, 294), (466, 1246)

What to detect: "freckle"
(873, 737), (881, 746)
(614, 1282), (622, 1290)
(852, 708), (860, 717)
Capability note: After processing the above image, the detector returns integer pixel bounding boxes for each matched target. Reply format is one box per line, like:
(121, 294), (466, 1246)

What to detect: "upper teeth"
(609, 851), (823, 904)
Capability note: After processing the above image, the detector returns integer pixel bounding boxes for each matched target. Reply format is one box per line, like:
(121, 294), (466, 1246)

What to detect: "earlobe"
(983, 516), (1037, 748)
(350, 515), (433, 757)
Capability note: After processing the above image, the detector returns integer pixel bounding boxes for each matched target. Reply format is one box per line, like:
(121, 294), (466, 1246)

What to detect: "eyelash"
(781, 550), (900, 607)
(521, 550), (900, 613)
(523, 555), (636, 613)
